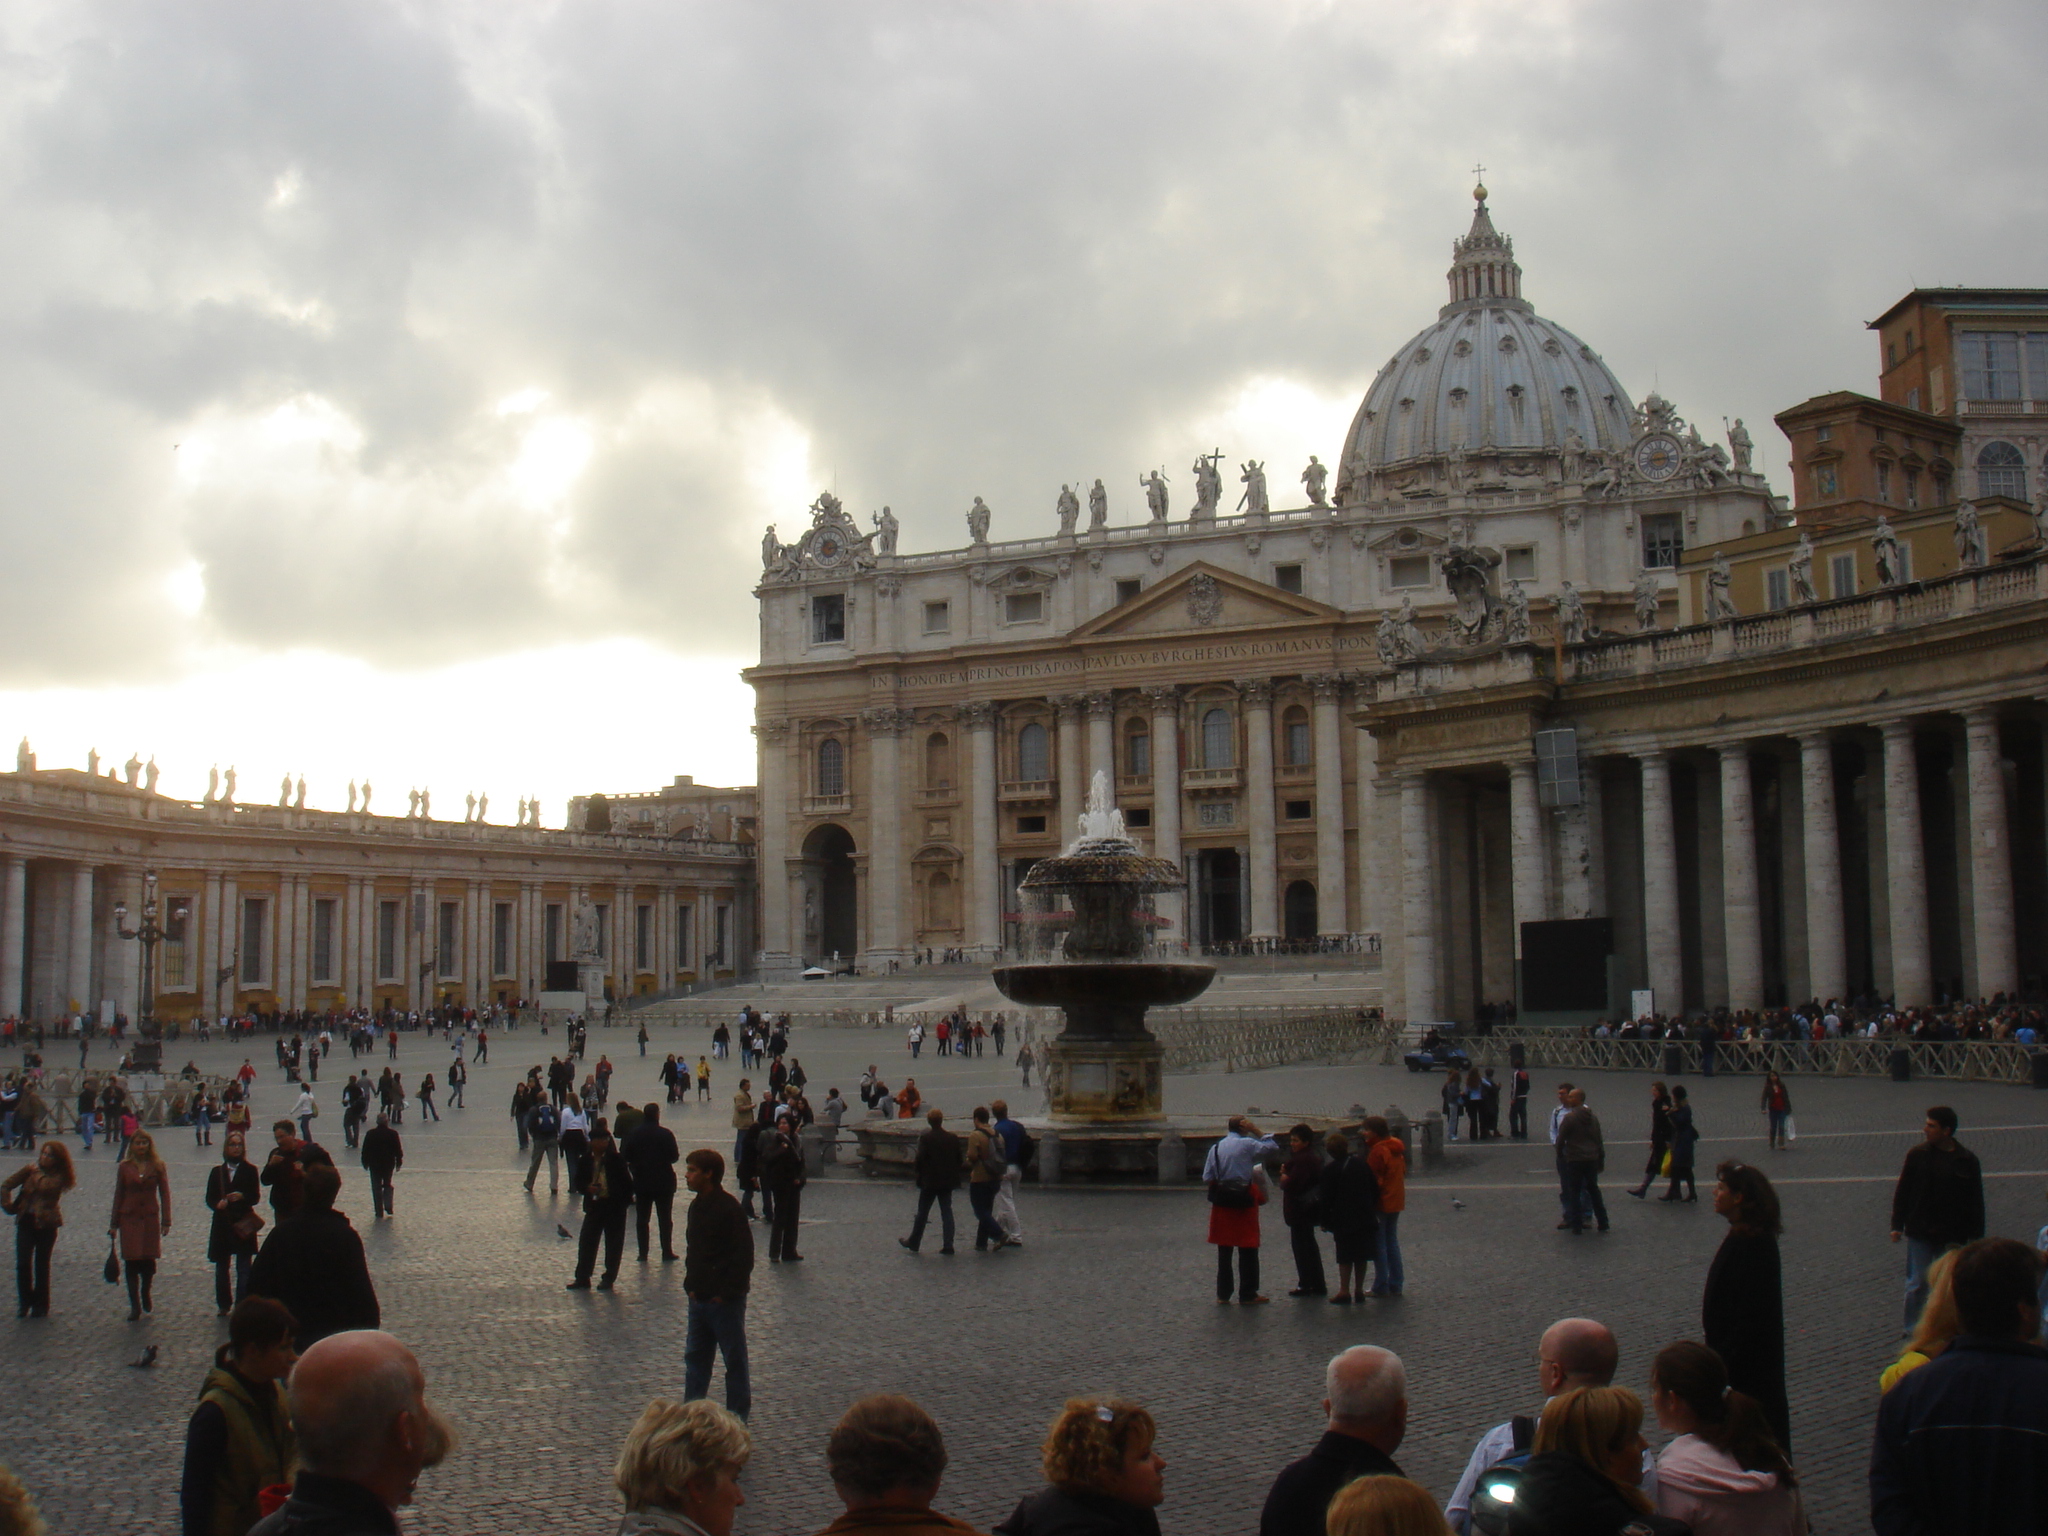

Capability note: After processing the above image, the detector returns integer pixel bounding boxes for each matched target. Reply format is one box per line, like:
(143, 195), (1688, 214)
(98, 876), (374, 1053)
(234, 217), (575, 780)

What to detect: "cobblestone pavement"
(4, 1019), (2045, 1534)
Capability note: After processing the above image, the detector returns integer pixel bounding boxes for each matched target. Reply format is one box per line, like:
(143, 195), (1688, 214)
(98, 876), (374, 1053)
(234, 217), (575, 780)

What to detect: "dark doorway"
(1283, 880), (1317, 941)
(803, 823), (858, 961)
(1195, 848), (1243, 945)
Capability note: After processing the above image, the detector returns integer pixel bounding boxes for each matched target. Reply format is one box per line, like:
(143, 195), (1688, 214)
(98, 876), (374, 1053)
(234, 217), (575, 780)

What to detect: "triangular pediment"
(1071, 560), (1342, 640)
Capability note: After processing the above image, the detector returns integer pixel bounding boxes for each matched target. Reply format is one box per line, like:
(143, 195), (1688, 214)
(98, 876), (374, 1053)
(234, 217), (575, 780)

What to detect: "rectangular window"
(2027, 335), (2048, 400)
(1284, 719), (1311, 766)
(377, 901), (400, 982)
(1503, 546), (1537, 582)
(635, 904), (652, 971)
(1765, 568), (1790, 611)
(1114, 579), (1142, 605)
(811, 593), (846, 644)
(1830, 553), (1856, 599)
(1816, 424), (1832, 442)
(1004, 591), (1043, 623)
(1017, 814), (1047, 833)
(1906, 387), (1920, 411)
(1387, 555), (1431, 589)
(162, 896), (191, 989)
(492, 902), (512, 977)
(438, 901), (459, 979)
(1875, 461), (1892, 501)
(1959, 331), (2022, 400)
(312, 898), (337, 984)
(1642, 513), (1683, 569)
(1198, 802), (1237, 827)
(239, 897), (266, 986)
(1904, 466), (1921, 508)
(1284, 799), (1313, 820)
(713, 906), (730, 966)
(675, 905), (692, 969)
(922, 600), (950, 634)
(1123, 807), (1151, 828)
(1273, 564), (1304, 594)
(545, 902), (564, 964)
(1126, 728), (1150, 778)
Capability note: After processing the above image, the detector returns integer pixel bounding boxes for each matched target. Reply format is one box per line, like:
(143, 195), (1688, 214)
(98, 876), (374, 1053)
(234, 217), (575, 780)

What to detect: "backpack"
(532, 1102), (559, 1140)
(1467, 1414), (1536, 1536)
(977, 1127), (1008, 1178)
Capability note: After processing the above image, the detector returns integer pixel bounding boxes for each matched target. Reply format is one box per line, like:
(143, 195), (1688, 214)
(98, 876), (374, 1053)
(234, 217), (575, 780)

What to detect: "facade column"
(0, 857), (23, 1017)
(1354, 727), (1380, 944)
(1639, 751), (1682, 1013)
(202, 872), (225, 1023)
(1880, 719), (1931, 1006)
(1962, 706), (2016, 999)
(1310, 674), (1350, 935)
(1719, 744), (1764, 1014)
(1400, 773), (1437, 1022)
(1053, 694), (1085, 846)
(753, 720), (793, 967)
(1508, 759), (1548, 969)
(863, 707), (909, 967)
(1798, 733), (1847, 1004)
(1241, 678), (1279, 939)
(1143, 687), (1183, 947)
(1085, 691), (1117, 799)
(964, 702), (1000, 956)
(343, 878), (362, 1010)
(67, 864), (95, 1020)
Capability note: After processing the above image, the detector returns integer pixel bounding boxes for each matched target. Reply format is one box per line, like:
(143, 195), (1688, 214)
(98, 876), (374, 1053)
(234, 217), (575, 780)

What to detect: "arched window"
(1017, 721), (1050, 781)
(1124, 718), (1151, 778)
(1201, 708), (1233, 769)
(1977, 441), (2028, 501)
(1282, 705), (1311, 767)
(816, 738), (845, 797)
(924, 732), (953, 789)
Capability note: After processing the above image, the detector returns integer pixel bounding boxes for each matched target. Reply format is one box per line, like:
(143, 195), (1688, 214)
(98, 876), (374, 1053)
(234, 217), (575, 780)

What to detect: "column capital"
(1635, 745), (1672, 765)
(1047, 692), (1085, 717)
(753, 718), (792, 742)
(1306, 672), (1348, 702)
(1236, 677), (1274, 707)
(1083, 690), (1116, 719)
(959, 700), (998, 730)
(1877, 716), (1918, 741)
(1715, 740), (1751, 763)
(860, 706), (914, 735)
(1795, 730), (1834, 753)
(1508, 758), (1538, 781)
(1960, 703), (2002, 731)
(1140, 684), (1181, 712)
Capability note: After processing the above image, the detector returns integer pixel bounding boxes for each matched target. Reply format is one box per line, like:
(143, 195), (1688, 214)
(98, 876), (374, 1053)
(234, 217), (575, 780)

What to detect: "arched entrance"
(1194, 848), (1242, 947)
(1283, 880), (1318, 941)
(801, 823), (858, 963)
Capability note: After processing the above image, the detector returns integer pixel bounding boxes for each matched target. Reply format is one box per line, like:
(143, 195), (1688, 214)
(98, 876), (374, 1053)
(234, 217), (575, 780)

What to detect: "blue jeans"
(78, 1114), (94, 1151)
(683, 1297), (750, 1419)
(907, 1188), (955, 1251)
(1903, 1236), (1948, 1333)
(1371, 1210), (1404, 1294)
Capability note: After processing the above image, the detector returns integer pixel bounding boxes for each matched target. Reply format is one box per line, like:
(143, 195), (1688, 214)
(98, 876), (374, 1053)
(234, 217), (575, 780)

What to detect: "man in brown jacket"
(965, 1107), (1009, 1254)
(1556, 1089), (1609, 1235)
(814, 1394), (979, 1536)
(898, 1109), (961, 1255)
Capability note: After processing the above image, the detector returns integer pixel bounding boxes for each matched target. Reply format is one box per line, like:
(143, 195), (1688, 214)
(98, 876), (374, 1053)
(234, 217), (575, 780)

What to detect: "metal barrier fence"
(19, 1072), (237, 1133)
(1461, 1030), (2046, 1086)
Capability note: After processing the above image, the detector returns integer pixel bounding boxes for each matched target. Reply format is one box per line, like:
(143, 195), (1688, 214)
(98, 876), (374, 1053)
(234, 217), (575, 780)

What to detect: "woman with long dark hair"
(1627, 1080), (1673, 1199)
(1702, 1160), (1790, 1452)
(1, 1140), (76, 1316)
(1651, 1340), (1803, 1535)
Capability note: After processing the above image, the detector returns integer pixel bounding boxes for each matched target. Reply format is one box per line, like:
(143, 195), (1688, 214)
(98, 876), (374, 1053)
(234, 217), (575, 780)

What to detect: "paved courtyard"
(4, 1015), (2045, 1534)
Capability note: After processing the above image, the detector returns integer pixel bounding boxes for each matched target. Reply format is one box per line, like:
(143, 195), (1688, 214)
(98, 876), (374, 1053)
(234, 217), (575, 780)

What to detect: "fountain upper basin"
(992, 961), (1216, 1021)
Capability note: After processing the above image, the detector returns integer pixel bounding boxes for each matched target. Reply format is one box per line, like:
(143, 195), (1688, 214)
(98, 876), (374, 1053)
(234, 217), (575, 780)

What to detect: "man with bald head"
(1444, 1317), (1654, 1532)
(250, 1329), (457, 1536)
(1258, 1345), (1407, 1536)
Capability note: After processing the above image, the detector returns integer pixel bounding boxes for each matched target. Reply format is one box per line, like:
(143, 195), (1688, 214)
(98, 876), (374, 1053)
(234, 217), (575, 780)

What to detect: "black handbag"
(103, 1242), (120, 1284)
(1207, 1177), (1254, 1209)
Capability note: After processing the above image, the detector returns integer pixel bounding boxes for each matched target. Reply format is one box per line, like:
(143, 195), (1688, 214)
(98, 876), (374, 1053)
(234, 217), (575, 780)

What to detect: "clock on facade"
(808, 529), (848, 566)
(1633, 433), (1682, 482)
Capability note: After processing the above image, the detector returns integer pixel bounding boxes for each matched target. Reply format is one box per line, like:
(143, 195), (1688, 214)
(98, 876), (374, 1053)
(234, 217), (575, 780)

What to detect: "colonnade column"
(1508, 760), (1548, 972)
(1241, 678), (1279, 939)
(754, 721), (792, 965)
(1639, 751), (1682, 1012)
(963, 702), (1000, 956)
(67, 864), (95, 1019)
(1962, 707), (2016, 998)
(1798, 734), (1847, 1004)
(1085, 692), (1117, 800)
(1310, 674), (1350, 936)
(863, 707), (908, 965)
(1400, 773), (1437, 1022)
(203, 873), (225, 1023)
(345, 878), (363, 1010)
(1143, 687), (1183, 946)
(1054, 694), (1085, 845)
(1880, 719), (1931, 1006)
(1718, 744), (1763, 1013)
(0, 857), (22, 1017)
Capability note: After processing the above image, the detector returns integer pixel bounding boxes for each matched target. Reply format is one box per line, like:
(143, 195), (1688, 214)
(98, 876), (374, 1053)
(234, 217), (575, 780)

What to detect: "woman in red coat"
(110, 1129), (173, 1320)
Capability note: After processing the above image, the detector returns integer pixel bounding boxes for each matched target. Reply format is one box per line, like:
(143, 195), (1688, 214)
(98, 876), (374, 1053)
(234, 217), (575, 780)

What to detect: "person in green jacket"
(180, 1295), (300, 1536)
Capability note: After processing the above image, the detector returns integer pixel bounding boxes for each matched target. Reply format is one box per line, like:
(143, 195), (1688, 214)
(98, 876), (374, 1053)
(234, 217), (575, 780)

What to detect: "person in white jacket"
(1650, 1340), (1804, 1536)
(290, 1086), (319, 1143)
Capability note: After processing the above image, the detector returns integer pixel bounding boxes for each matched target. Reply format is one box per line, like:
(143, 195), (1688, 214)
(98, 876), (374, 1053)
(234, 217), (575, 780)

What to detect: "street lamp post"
(112, 870), (188, 1043)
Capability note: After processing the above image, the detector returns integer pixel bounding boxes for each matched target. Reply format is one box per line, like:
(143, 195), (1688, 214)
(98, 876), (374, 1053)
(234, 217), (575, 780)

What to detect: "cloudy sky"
(3, 0), (2042, 820)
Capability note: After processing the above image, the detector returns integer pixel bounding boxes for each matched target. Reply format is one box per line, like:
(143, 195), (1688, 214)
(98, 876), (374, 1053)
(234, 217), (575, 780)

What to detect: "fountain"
(992, 774), (1214, 1123)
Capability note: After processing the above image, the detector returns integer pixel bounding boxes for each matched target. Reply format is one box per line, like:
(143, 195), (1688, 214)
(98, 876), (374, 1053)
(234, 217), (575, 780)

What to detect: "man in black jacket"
(1871, 1236), (2048, 1535)
(899, 1108), (962, 1256)
(359, 1113), (402, 1220)
(567, 1126), (635, 1291)
(248, 1163), (380, 1351)
(1259, 1346), (1407, 1536)
(1891, 1104), (1986, 1332)
(682, 1148), (754, 1419)
(621, 1102), (680, 1263)
(761, 1108), (805, 1263)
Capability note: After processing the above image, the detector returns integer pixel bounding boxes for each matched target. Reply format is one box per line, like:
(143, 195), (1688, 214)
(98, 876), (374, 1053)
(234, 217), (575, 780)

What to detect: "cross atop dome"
(1447, 177), (1523, 311)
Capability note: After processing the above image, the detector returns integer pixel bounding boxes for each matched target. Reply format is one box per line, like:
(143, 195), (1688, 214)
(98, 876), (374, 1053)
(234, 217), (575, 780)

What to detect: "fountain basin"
(990, 962), (1217, 1034)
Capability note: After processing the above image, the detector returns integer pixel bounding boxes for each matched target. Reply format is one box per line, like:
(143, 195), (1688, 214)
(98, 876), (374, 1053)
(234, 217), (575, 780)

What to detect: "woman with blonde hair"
(612, 1398), (750, 1536)
(997, 1397), (1166, 1536)
(1324, 1475), (1450, 1536)
(109, 1128), (173, 1320)
(1508, 1386), (1688, 1535)
(1880, 1247), (1961, 1392)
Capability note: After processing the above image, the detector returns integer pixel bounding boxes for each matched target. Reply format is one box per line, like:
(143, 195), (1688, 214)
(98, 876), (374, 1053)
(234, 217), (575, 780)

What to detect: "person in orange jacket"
(1362, 1116), (1406, 1296)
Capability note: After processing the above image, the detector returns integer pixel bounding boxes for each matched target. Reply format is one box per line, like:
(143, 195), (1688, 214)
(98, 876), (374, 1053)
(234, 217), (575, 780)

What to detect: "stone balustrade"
(1465, 1027), (2044, 1085)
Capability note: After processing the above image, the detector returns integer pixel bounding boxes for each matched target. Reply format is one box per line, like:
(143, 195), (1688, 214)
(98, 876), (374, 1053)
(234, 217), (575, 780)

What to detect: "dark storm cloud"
(1, 0), (2043, 683)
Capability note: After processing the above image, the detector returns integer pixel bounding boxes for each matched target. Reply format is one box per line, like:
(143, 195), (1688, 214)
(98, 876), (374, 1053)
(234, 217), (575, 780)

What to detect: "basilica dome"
(1339, 188), (1636, 495)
